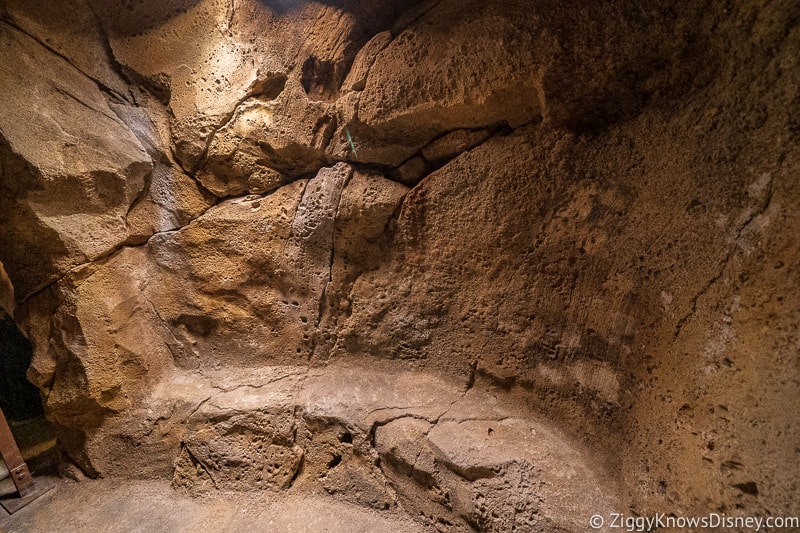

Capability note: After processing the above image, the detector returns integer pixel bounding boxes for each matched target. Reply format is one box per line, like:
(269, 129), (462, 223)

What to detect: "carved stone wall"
(1, 0), (797, 528)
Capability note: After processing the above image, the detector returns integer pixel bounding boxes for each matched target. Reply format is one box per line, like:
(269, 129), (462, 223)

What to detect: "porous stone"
(0, 0), (797, 530)
(197, 77), (335, 196)
(0, 21), (151, 300)
(105, 98), (216, 240)
(91, 0), (422, 173)
(146, 180), (311, 368)
(174, 382), (305, 494)
(347, 0), (545, 166)
(421, 128), (493, 165)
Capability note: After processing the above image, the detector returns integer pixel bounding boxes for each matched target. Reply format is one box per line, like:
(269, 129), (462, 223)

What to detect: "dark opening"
(300, 56), (343, 102)
(0, 310), (58, 477)
(326, 454), (342, 469)
(0, 312), (44, 422)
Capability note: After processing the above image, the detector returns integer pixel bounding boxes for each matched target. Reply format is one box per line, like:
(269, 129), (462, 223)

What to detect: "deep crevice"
(0, 311), (44, 421)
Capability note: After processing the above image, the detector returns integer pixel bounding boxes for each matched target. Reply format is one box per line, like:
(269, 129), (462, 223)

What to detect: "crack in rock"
(674, 173), (774, 337)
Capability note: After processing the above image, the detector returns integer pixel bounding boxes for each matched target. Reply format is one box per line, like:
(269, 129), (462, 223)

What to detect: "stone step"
(81, 362), (619, 531)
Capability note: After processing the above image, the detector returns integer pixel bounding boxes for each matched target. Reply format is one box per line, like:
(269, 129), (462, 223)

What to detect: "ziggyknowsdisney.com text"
(589, 512), (800, 531)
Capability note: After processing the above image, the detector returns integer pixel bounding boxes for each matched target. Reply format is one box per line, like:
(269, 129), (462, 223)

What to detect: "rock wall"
(1, 0), (798, 529)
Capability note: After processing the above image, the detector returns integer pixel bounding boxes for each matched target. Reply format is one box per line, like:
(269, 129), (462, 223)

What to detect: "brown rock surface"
(0, 0), (798, 530)
(0, 3), (214, 301)
(347, 0), (544, 165)
(174, 378), (305, 494)
(0, 20), (150, 299)
(198, 76), (334, 196)
(0, 260), (14, 317)
(1, 0), (132, 100)
(147, 163), (351, 367)
(90, 0), (422, 173)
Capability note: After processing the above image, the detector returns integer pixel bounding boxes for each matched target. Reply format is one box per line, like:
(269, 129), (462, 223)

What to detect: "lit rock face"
(0, 20), (150, 299)
(0, 260), (14, 317)
(0, 2), (214, 301)
(0, 0), (798, 530)
(90, 0), (421, 179)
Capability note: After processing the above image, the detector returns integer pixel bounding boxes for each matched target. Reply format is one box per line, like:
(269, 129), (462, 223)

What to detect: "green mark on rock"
(345, 128), (357, 157)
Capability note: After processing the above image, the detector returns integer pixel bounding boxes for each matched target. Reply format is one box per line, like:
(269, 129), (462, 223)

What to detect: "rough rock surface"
(0, 477), (427, 533)
(0, 0), (798, 530)
(0, 260), (14, 316)
(0, 19), (149, 299)
(0, 5), (213, 301)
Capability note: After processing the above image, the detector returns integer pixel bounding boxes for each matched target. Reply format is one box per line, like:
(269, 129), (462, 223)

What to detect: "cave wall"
(0, 0), (798, 527)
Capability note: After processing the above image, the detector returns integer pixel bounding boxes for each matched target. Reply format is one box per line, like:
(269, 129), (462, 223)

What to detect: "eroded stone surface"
(175, 383), (305, 493)
(68, 361), (621, 529)
(347, 0), (544, 165)
(1, 0), (132, 100)
(372, 378), (619, 531)
(0, 0), (798, 530)
(0, 21), (151, 299)
(91, 0), (422, 173)
(0, 260), (14, 316)
(198, 77), (335, 196)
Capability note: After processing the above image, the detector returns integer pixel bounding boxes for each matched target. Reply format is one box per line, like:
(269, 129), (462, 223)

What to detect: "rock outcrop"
(0, 0), (798, 530)
(0, 260), (14, 317)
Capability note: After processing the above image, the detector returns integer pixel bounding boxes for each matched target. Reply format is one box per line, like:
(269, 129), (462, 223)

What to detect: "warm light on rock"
(0, 0), (797, 530)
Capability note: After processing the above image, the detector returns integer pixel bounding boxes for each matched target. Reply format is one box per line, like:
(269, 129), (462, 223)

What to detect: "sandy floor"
(0, 477), (426, 533)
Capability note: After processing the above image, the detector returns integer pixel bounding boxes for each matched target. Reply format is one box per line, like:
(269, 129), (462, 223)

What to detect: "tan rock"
(1, 1), (798, 528)
(334, 170), (409, 245)
(93, 0), (419, 172)
(340, 31), (392, 93)
(146, 164), (350, 368)
(421, 128), (493, 165)
(106, 98), (216, 241)
(23, 247), (174, 425)
(146, 183), (307, 369)
(197, 77), (335, 196)
(1, 0), (132, 99)
(320, 457), (396, 511)
(299, 363), (462, 430)
(350, 0), (544, 166)
(0, 260), (14, 317)
(94, 0), (265, 169)
(391, 156), (428, 186)
(372, 382), (621, 531)
(315, 169), (408, 357)
(174, 379), (305, 494)
(0, 22), (151, 299)
(374, 417), (432, 476)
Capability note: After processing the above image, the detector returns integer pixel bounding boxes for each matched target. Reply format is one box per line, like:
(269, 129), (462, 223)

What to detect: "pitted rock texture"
(1, 0), (798, 530)
(174, 387), (305, 493)
(81, 363), (618, 529)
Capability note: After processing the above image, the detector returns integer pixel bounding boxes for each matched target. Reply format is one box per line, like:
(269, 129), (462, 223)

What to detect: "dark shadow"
(257, 0), (426, 34)
(0, 141), (73, 302)
(0, 312), (43, 422)
(88, 0), (205, 36)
